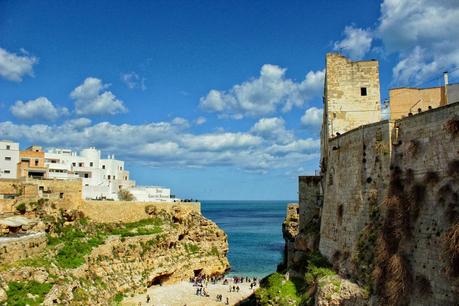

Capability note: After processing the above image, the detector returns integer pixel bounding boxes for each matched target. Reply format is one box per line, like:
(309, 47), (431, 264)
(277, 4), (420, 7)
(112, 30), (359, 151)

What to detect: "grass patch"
(108, 218), (163, 237)
(185, 243), (199, 254)
(208, 245), (219, 256)
(255, 273), (301, 305)
(6, 281), (53, 306)
(48, 227), (106, 269)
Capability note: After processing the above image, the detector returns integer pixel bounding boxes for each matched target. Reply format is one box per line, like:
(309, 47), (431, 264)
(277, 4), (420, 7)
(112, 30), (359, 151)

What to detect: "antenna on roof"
(444, 71), (449, 104)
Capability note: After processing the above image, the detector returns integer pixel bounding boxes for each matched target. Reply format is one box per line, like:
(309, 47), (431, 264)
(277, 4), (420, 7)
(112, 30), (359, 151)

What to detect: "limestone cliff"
(0, 202), (229, 305)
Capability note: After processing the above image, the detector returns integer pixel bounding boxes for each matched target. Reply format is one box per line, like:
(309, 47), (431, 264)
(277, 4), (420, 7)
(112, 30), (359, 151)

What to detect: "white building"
(0, 140), (19, 179)
(45, 147), (135, 200)
(129, 186), (178, 202)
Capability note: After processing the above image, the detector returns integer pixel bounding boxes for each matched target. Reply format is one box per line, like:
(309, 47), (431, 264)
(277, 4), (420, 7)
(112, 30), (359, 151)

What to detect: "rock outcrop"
(0, 202), (229, 305)
(315, 275), (368, 306)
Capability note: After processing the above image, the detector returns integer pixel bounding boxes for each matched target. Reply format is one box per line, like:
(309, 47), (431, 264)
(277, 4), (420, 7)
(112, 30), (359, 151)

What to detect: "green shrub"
(113, 292), (124, 303)
(304, 252), (335, 285)
(255, 273), (301, 305)
(16, 203), (27, 214)
(6, 281), (53, 306)
(185, 243), (199, 254)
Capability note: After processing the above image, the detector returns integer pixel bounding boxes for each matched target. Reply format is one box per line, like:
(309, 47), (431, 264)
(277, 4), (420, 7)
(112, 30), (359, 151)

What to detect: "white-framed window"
(5, 157), (11, 161)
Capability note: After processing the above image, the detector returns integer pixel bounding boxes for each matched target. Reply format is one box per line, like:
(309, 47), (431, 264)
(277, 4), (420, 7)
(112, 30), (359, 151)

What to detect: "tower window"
(360, 87), (367, 96)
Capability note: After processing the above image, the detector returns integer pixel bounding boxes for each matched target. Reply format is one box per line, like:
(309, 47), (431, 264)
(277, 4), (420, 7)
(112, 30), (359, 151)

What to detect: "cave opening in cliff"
(148, 273), (173, 287)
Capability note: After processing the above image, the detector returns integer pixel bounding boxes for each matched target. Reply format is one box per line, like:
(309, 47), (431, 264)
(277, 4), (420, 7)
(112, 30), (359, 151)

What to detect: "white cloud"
(121, 72), (146, 90)
(70, 77), (127, 115)
(334, 1), (459, 85)
(0, 117), (320, 173)
(301, 107), (323, 127)
(10, 97), (68, 121)
(0, 47), (38, 82)
(379, 0), (459, 84)
(199, 65), (324, 118)
(195, 116), (206, 125)
(251, 117), (294, 144)
(171, 117), (190, 128)
(334, 26), (373, 60)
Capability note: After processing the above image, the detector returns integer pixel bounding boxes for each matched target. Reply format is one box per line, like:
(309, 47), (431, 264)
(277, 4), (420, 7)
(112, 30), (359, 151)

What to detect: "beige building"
(389, 86), (446, 120)
(17, 146), (48, 179)
(321, 53), (381, 169)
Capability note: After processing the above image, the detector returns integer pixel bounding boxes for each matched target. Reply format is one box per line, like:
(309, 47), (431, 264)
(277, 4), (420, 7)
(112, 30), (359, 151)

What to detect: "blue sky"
(1, 0), (458, 200)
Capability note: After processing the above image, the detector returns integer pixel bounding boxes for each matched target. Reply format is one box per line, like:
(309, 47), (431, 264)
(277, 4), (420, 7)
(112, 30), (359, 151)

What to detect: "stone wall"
(80, 200), (201, 223)
(319, 120), (393, 273)
(317, 102), (458, 305)
(0, 178), (82, 212)
(0, 232), (47, 264)
(388, 102), (459, 306)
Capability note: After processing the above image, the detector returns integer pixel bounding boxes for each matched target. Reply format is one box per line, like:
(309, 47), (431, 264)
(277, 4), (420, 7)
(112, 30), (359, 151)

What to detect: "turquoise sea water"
(200, 200), (290, 278)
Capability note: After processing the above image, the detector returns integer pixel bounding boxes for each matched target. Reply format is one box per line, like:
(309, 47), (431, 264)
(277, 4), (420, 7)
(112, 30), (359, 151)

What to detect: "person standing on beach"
(146, 294), (150, 303)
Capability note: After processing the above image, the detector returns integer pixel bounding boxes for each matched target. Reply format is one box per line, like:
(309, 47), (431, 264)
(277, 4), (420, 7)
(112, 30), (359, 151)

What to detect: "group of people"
(187, 274), (259, 305)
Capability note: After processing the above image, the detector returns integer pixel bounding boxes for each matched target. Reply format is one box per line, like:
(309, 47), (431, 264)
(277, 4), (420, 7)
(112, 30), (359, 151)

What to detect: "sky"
(0, 0), (458, 200)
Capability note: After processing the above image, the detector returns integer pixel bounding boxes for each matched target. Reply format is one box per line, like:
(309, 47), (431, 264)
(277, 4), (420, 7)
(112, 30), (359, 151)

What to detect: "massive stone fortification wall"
(386, 102), (459, 306)
(319, 120), (393, 274)
(318, 102), (459, 305)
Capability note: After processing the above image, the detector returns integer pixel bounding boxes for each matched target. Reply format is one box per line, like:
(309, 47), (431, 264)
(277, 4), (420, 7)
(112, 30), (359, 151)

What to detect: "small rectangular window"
(4, 170), (10, 174)
(361, 87), (367, 96)
(5, 157), (11, 161)
(72, 162), (76, 166)
(34, 160), (39, 166)
(102, 165), (105, 169)
(6, 145), (10, 150)
(90, 162), (93, 167)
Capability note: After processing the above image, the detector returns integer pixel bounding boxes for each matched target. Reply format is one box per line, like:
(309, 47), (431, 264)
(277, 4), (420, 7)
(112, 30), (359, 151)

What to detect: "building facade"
(45, 147), (135, 200)
(0, 140), (20, 179)
(17, 146), (48, 178)
(389, 83), (459, 120)
(129, 186), (177, 202)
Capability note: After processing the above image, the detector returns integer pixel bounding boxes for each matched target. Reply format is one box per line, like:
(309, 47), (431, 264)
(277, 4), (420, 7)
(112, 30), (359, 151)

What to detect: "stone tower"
(320, 53), (381, 168)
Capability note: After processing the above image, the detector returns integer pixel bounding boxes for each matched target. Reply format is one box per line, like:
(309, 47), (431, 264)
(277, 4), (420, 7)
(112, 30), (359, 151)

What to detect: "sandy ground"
(121, 279), (258, 306)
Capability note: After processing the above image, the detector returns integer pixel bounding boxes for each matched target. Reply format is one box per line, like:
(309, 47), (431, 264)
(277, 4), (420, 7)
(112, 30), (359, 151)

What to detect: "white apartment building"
(129, 186), (178, 202)
(45, 147), (135, 200)
(0, 140), (19, 179)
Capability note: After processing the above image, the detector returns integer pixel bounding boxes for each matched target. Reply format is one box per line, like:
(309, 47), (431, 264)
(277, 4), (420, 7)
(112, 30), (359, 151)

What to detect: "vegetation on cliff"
(242, 252), (336, 306)
(6, 281), (53, 306)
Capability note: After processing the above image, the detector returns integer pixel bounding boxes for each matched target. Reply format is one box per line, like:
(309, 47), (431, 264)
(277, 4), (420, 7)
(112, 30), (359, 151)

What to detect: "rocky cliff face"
(0, 203), (229, 305)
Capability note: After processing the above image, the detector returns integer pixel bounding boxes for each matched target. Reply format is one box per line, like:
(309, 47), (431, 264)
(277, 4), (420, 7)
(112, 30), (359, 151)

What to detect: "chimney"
(444, 71), (449, 104)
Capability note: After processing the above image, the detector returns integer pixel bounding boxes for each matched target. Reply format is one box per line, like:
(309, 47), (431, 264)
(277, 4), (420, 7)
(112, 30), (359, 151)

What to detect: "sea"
(201, 200), (291, 278)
